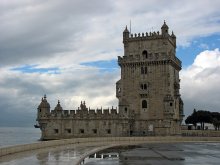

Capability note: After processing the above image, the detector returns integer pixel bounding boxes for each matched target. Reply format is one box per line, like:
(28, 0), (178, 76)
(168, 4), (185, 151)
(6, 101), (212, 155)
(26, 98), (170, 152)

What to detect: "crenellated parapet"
(123, 21), (176, 47)
(125, 31), (172, 41)
(40, 99), (120, 120)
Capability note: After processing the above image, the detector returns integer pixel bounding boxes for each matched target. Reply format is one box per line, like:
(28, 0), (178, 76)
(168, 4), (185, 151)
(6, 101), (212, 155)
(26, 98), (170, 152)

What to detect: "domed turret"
(161, 20), (169, 36)
(37, 94), (50, 118)
(123, 25), (129, 33)
(54, 100), (63, 111)
(38, 95), (50, 109)
(171, 31), (176, 38)
(123, 25), (130, 41)
(80, 101), (87, 110)
(171, 31), (176, 47)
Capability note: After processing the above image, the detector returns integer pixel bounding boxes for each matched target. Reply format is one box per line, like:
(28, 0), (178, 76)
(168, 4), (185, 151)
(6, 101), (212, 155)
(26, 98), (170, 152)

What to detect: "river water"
(0, 126), (41, 147)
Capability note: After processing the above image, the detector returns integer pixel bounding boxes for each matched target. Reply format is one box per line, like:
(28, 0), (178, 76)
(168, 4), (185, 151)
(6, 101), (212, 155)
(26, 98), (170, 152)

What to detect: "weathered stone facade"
(37, 21), (184, 140)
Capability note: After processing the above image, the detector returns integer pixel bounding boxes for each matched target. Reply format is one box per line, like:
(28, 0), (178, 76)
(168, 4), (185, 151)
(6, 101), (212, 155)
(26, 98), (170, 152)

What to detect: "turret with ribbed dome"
(54, 100), (63, 111)
(38, 95), (50, 109)
(161, 20), (169, 36)
(171, 31), (176, 47)
(37, 94), (50, 118)
(123, 26), (129, 41)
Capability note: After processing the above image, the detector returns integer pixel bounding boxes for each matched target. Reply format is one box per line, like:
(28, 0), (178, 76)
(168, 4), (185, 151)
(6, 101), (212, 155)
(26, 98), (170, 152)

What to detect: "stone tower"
(36, 21), (184, 140)
(116, 21), (184, 135)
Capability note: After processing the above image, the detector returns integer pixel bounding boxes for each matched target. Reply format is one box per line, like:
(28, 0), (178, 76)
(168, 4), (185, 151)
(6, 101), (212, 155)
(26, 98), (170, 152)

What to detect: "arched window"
(142, 50), (148, 59)
(140, 83), (147, 90)
(142, 100), (147, 108)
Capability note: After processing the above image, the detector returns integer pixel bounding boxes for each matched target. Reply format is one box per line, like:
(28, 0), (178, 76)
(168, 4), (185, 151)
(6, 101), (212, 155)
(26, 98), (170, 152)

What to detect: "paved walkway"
(1, 136), (220, 165)
(1, 142), (220, 165)
(0, 141), (124, 165)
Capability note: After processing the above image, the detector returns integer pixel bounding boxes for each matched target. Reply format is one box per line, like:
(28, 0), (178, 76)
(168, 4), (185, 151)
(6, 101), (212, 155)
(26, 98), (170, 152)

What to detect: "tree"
(212, 118), (220, 130)
(196, 110), (212, 130)
(211, 112), (220, 130)
(185, 109), (198, 128)
(185, 109), (212, 130)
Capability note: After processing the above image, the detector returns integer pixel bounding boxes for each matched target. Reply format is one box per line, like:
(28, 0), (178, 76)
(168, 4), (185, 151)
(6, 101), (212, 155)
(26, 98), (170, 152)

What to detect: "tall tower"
(116, 21), (184, 135)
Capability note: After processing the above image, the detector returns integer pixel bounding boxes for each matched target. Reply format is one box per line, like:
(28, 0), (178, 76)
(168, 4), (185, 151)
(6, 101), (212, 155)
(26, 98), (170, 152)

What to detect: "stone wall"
(182, 130), (220, 137)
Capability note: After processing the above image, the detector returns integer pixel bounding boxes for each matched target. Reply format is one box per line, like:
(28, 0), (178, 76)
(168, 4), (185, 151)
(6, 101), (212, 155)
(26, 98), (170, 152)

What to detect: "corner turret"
(80, 101), (88, 111)
(37, 94), (50, 118)
(54, 100), (63, 111)
(123, 26), (130, 41)
(161, 20), (169, 36)
(171, 31), (176, 47)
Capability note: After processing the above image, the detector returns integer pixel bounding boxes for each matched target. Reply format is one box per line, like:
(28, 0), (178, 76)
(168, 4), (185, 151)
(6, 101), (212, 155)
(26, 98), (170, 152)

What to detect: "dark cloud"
(0, 0), (114, 66)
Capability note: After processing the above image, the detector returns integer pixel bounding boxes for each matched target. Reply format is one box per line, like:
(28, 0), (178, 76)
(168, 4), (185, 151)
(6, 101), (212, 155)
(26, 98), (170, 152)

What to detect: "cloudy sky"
(0, 0), (220, 126)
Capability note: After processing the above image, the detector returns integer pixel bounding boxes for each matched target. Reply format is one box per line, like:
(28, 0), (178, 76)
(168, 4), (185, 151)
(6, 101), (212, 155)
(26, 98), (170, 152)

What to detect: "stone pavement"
(84, 143), (220, 165)
(1, 139), (220, 165)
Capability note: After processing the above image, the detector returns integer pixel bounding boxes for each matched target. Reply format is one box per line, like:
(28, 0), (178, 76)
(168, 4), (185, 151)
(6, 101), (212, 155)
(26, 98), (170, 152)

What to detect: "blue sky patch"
(80, 59), (119, 72)
(177, 34), (220, 68)
(11, 64), (60, 74)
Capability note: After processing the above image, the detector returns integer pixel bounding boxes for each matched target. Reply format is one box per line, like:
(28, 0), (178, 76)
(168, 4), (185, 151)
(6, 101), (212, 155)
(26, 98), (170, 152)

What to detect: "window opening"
(141, 67), (147, 74)
(142, 100), (147, 108)
(65, 129), (71, 134)
(93, 129), (97, 134)
(54, 129), (59, 134)
(142, 50), (148, 58)
(106, 129), (111, 134)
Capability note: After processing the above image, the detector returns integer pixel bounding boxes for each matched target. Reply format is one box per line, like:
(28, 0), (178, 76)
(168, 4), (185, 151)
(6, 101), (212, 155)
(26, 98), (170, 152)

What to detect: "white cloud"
(181, 49), (220, 117)
(0, 65), (119, 125)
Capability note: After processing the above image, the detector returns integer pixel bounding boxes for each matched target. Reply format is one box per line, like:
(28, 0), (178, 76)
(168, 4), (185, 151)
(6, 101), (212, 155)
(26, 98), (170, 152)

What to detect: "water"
(0, 127), (41, 147)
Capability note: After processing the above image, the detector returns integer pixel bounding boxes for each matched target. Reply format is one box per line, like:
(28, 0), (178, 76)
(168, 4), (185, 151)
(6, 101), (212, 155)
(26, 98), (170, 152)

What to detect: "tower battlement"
(40, 100), (119, 119)
(125, 31), (175, 43)
(123, 21), (176, 48)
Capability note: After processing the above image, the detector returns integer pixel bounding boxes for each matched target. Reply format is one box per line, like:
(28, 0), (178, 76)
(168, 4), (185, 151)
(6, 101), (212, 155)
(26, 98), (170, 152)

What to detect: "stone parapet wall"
(1, 136), (220, 157)
(49, 108), (119, 119)
(182, 130), (220, 137)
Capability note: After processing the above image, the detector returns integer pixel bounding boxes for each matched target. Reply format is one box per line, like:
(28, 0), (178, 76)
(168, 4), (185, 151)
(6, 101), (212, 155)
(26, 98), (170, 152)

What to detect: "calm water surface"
(0, 127), (41, 147)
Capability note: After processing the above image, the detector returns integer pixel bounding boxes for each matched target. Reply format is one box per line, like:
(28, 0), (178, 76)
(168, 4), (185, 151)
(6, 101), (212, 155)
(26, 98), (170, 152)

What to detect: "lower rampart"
(1, 135), (220, 157)
(182, 130), (220, 137)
